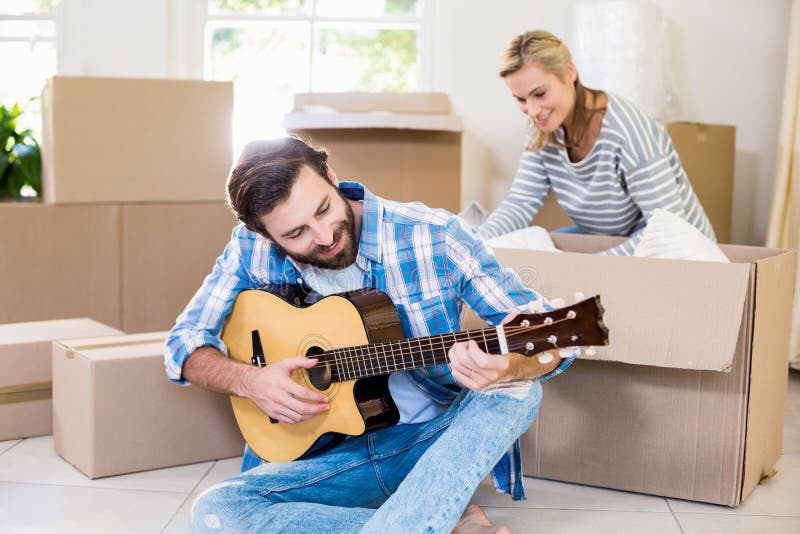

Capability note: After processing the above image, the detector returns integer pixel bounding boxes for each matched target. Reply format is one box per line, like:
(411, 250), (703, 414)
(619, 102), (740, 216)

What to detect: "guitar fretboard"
(326, 329), (503, 382)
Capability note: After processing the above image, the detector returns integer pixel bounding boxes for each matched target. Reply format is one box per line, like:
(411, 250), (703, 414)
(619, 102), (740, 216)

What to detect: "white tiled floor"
(1, 371), (799, 533)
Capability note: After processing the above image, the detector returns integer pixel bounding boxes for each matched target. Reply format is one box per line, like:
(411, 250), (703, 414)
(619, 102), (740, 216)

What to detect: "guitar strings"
(312, 318), (581, 376)
(318, 320), (574, 365)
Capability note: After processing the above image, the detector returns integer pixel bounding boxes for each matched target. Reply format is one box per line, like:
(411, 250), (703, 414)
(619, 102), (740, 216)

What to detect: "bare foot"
(452, 504), (511, 534)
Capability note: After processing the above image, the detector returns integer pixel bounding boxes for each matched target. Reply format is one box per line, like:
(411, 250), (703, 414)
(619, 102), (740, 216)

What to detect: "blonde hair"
(499, 30), (603, 151)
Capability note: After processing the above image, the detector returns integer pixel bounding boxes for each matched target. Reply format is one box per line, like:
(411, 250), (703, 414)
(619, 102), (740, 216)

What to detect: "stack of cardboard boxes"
(1, 76), (245, 478)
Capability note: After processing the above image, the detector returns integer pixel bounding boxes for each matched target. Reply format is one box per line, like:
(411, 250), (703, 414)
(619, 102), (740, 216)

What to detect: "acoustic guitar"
(221, 286), (609, 462)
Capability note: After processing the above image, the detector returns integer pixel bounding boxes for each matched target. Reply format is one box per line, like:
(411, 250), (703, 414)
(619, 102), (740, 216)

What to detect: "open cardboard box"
(285, 92), (463, 213)
(465, 233), (795, 505)
(53, 332), (244, 479)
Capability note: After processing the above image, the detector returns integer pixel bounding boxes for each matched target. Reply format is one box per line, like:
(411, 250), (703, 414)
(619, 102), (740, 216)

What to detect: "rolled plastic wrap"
(572, 0), (678, 120)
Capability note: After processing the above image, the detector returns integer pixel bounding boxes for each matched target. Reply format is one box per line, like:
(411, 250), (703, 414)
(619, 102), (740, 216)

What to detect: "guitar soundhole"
(305, 346), (331, 391)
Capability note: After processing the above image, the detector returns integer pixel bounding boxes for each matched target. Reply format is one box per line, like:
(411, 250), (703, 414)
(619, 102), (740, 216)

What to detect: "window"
(0, 0), (58, 136)
(201, 0), (429, 151)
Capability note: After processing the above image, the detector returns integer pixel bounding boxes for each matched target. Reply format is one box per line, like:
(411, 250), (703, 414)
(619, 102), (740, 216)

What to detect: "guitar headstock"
(503, 294), (609, 357)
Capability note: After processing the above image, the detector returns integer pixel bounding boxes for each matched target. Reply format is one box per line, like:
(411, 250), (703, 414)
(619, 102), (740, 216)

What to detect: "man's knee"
(191, 480), (246, 532)
(481, 379), (543, 430)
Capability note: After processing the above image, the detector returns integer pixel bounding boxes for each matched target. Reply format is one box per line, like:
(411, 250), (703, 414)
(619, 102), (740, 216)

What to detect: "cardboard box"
(42, 76), (233, 203)
(53, 332), (244, 478)
(0, 201), (235, 333)
(0, 203), (121, 327)
(466, 233), (795, 505)
(666, 123), (735, 243)
(531, 123), (735, 243)
(285, 92), (463, 213)
(120, 203), (236, 333)
(0, 319), (122, 441)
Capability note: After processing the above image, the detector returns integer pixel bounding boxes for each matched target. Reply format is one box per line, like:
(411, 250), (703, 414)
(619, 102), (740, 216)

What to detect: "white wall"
(442, 0), (792, 245)
(55, 0), (792, 245)
(58, 0), (170, 78)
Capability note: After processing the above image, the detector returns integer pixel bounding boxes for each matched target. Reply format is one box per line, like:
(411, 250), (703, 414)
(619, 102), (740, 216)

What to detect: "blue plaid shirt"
(165, 182), (576, 501)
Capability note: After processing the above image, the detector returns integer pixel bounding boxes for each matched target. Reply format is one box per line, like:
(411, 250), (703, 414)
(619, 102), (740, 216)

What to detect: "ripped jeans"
(191, 380), (542, 534)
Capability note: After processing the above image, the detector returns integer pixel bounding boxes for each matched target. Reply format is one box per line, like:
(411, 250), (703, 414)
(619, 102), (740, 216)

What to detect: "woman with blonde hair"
(477, 30), (715, 255)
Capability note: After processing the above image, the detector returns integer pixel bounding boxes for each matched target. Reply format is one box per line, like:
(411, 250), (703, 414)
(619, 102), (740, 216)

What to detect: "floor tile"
(0, 436), (214, 493)
(667, 454), (800, 516)
(676, 513), (800, 534)
(0, 482), (186, 534)
(0, 439), (20, 455)
(482, 507), (681, 534)
(162, 493), (195, 534)
(471, 477), (669, 512)
(784, 371), (800, 454)
(193, 456), (243, 494)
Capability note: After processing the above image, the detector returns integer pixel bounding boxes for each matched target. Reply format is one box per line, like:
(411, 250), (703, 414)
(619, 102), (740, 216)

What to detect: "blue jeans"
(191, 381), (543, 533)
(553, 225), (585, 234)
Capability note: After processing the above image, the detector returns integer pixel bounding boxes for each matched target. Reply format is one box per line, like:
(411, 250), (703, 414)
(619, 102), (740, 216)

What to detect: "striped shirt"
(478, 93), (715, 255)
(164, 181), (576, 501)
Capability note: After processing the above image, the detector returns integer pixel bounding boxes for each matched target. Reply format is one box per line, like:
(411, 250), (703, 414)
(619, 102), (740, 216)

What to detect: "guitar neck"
(327, 329), (502, 382)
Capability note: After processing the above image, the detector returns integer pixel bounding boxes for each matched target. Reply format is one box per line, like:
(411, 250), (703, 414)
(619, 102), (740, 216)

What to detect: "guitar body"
(221, 288), (406, 463)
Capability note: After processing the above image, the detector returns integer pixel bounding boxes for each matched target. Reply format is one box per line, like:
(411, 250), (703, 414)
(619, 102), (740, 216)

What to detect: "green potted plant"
(1, 101), (41, 200)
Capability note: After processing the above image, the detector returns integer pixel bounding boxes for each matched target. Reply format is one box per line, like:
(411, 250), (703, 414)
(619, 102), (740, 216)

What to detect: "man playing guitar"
(165, 136), (582, 533)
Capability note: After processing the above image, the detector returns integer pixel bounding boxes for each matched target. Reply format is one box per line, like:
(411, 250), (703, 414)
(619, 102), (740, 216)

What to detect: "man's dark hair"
(226, 136), (330, 236)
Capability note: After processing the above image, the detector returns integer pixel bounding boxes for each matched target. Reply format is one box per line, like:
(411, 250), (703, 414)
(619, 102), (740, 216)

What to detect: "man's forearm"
(181, 346), (255, 398)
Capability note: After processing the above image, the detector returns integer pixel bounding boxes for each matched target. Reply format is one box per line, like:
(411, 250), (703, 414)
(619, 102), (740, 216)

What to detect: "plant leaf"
(0, 152), (9, 184)
(12, 142), (41, 191)
(5, 164), (26, 197)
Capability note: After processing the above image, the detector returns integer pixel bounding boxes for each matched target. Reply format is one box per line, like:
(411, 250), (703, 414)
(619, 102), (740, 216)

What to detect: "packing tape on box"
(64, 337), (166, 359)
(759, 467), (779, 483)
(0, 381), (52, 405)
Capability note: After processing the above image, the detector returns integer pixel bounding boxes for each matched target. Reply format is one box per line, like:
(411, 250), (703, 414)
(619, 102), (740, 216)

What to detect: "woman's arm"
(477, 150), (551, 239)
(599, 151), (714, 256)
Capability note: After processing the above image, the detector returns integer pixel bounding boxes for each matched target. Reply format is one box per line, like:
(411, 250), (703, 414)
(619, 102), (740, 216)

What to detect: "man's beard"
(278, 198), (358, 270)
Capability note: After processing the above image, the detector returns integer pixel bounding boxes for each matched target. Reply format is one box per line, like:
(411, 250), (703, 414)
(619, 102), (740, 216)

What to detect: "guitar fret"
(439, 333), (449, 363)
(391, 340), (399, 372)
(361, 345), (369, 379)
(375, 345), (382, 375)
(347, 347), (356, 380)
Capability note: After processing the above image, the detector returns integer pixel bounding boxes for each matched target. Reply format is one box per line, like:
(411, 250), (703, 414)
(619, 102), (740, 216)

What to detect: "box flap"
(287, 92), (462, 132)
(0, 318), (122, 345)
(55, 331), (169, 361)
(492, 246), (752, 371)
(284, 111), (463, 132)
(293, 92), (452, 114)
(741, 249), (797, 497)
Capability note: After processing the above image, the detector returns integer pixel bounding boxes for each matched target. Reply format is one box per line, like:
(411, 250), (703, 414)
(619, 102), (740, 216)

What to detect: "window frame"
(173, 0), (434, 91)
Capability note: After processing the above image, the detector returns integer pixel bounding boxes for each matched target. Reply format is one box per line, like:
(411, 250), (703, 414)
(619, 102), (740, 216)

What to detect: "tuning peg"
(550, 297), (565, 308)
(585, 346), (596, 356)
(559, 347), (577, 358)
(538, 353), (554, 364)
(574, 291), (585, 302)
